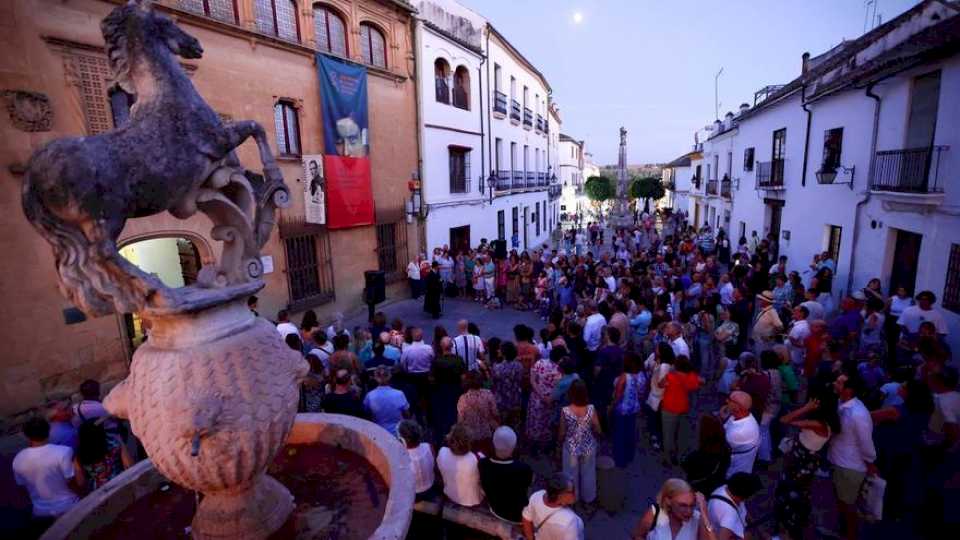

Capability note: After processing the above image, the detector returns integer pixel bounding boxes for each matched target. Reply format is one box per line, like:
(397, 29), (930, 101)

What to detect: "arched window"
(359, 23), (387, 68)
(314, 4), (348, 57)
(434, 58), (450, 104)
(452, 66), (470, 110)
(177, 0), (238, 24)
(254, 0), (300, 42)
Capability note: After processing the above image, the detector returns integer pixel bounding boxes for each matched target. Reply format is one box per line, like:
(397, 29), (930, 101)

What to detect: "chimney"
(724, 111), (734, 130)
(739, 103), (750, 115)
(802, 52), (811, 75)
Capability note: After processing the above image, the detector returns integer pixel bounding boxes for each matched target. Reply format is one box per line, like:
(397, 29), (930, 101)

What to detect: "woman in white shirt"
(436, 423), (483, 506)
(398, 420), (436, 500)
(632, 477), (716, 540)
(645, 343), (676, 451)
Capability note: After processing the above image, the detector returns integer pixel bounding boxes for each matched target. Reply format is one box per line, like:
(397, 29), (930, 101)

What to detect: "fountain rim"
(39, 413), (414, 540)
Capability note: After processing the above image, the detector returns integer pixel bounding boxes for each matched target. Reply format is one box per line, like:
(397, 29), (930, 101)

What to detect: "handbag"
(857, 475), (886, 522)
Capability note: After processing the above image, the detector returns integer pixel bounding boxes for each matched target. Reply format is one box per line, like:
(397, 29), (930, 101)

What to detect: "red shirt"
(661, 371), (701, 415)
(804, 334), (827, 377)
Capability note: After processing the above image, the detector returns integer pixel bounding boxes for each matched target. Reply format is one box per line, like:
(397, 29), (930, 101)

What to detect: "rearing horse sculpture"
(22, 0), (288, 317)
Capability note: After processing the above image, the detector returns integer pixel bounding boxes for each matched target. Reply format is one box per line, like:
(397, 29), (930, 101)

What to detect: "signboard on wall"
(302, 154), (326, 225)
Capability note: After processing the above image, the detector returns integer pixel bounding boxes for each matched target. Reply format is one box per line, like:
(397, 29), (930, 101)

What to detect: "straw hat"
(757, 290), (774, 303)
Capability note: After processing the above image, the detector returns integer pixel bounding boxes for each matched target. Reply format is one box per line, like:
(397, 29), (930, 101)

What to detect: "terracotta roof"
(665, 154), (693, 168)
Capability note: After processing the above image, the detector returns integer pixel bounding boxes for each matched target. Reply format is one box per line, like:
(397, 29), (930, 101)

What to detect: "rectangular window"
(739, 221), (746, 240)
(494, 64), (502, 91)
(944, 244), (960, 313)
(523, 145), (529, 179)
(510, 76), (516, 102)
(826, 225), (842, 265)
(822, 127), (844, 171)
(376, 222), (408, 281)
(449, 146), (470, 194)
(280, 219), (335, 310)
(512, 206), (518, 243)
(713, 154), (719, 180)
(535, 202), (540, 237)
(772, 128), (787, 184)
(523, 86), (529, 108)
(274, 100), (300, 156)
(495, 138), (503, 171)
(510, 142), (517, 176)
(906, 70), (941, 149)
(743, 147), (755, 171)
(726, 151), (733, 178)
(497, 210), (505, 241)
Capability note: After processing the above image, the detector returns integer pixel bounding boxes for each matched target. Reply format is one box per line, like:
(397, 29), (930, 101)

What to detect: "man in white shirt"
(707, 472), (762, 540)
(723, 391), (760, 478)
(12, 418), (80, 527)
(452, 319), (486, 372)
(898, 290), (949, 337)
(719, 274), (735, 307)
(400, 327), (434, 374)
(828, 372), (877, 540)
(787, 305), (811, 368)
(800, 289), (826, 323)
(665, 321), (690, 359)
(522, 472), (584, 540)
(582, 301), (607, 352)
(275, 309), (298, 339)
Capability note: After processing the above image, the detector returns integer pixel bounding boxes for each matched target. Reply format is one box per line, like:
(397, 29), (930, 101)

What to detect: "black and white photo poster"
(302, 155), (326, 225)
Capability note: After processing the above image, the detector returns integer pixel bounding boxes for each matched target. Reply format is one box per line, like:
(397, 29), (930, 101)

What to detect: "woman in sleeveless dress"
(611, 353), (646, 468)
(559, 380), (602, 504)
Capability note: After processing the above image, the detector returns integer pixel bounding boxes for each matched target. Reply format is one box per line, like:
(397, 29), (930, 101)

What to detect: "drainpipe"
(478, 50), (486, 203)
(846, 82), (880, 294)
(412, 19), (426, 254)
(800, 85), (813, 187)
(485, 28), (493, 192)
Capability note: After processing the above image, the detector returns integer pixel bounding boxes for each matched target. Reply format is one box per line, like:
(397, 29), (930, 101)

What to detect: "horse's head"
(101, 1), (203, 92)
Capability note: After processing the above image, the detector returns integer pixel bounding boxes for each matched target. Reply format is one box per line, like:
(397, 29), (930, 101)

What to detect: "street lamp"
(815, 164), (855, 190)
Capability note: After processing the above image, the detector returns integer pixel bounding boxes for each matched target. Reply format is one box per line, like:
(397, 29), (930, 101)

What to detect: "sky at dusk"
(473, 0), (920, 165)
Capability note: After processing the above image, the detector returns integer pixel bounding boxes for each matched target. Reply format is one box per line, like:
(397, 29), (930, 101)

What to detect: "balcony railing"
(510, 100), (521, 122)
(756, 160), (785, 189)
(526, 171), (535, 186)
(535, 114), (545, 132)
(513, 170), (524, 189)
(494, 91), (507, 115)
(721, 177), (732, 198)
(706, 179), (718, 195)
(523, 108), (533, 128)
(870, 146), (947, 194)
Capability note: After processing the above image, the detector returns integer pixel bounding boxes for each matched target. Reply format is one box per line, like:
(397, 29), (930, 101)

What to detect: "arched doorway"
(117, 235), (208, 355)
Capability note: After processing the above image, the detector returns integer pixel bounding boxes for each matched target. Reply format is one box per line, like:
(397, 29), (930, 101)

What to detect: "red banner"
(323, 155), (375, 229)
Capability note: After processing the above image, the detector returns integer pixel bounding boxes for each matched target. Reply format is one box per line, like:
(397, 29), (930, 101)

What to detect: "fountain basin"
(40, 413), (414, 540)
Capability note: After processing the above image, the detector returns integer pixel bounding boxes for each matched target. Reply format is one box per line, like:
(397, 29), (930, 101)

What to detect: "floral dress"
(83, 436), (124, 490)
(561, 405), (597, 457)
(526, 359), (561, 443)
(775, 426), (831, 537)
(457, 389), (499, 442)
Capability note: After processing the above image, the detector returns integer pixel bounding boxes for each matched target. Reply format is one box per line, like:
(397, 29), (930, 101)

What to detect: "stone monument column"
(610, 126), (633, 228)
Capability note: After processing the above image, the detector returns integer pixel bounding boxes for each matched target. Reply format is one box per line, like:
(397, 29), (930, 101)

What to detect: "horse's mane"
(100, 4), (137, 95)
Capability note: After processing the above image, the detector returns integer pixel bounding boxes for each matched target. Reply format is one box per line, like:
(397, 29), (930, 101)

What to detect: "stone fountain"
(21, 2), (411, 538)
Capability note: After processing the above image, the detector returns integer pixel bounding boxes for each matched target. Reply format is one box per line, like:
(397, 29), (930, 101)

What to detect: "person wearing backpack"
(74, 417), (133, 492)
(706, 472), (762, 540)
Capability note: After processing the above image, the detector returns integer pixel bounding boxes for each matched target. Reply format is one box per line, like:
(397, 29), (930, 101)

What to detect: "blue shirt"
(364, 386), (409, 436)
(630, 310), (653, 340)
(383, 344), (402, 363)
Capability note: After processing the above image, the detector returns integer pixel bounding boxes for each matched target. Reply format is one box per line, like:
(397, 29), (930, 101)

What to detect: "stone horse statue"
(22, 0), (289, 317)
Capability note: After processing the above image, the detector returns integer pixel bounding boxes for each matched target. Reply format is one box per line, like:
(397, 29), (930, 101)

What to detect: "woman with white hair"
(632, 478), (716, 539)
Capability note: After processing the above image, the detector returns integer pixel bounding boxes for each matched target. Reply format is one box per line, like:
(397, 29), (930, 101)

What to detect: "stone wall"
(0, 0), (419, 425)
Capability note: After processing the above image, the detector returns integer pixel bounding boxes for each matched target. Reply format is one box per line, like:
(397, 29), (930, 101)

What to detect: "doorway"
(888, 229), (923, 296)
(118, 236), (204, 355)
(764, 198), (784, 240)
(522, 206), (529, 250)
(449, 225), (471, 255)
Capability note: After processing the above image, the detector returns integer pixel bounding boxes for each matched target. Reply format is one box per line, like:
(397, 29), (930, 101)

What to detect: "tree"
(629, 176), (666, 213)
(584, 175), (616, 203)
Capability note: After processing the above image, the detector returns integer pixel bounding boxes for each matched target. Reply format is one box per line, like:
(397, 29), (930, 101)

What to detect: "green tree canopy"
(584, 175), (616, 202)
(629, 176), (666, 212)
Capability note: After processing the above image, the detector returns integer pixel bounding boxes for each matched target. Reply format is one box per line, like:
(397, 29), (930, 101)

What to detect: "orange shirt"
(661, 371), (701, 415)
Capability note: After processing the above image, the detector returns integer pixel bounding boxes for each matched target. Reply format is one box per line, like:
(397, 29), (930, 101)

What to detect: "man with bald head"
(722, 390), (760, 478)
(453, 319), (485, 372)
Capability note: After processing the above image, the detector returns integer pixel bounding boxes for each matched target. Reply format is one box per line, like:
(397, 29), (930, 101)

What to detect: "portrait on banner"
(302, 154), (326, 225)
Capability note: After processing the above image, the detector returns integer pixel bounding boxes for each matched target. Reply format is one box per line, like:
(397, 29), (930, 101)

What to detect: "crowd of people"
(11, 209), (959, 540)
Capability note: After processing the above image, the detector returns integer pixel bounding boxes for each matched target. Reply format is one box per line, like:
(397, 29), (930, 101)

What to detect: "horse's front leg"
(221, 120), (284, 184)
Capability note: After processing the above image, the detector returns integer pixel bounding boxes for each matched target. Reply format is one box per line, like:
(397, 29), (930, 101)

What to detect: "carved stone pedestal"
(104, 289), (308, 540)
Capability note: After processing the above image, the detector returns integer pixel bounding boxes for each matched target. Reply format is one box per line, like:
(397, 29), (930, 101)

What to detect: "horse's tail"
(21, 172), (115, 317)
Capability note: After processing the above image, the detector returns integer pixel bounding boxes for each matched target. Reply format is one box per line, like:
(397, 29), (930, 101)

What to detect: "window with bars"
(68, 51), (113, 135)
(280, 219), (335, 310)
(254, 0), (299, 42)
(376, 222), (409, 281)
(177, 0), (238, 23)
(449, 146), (470, 194)
(274, 100), (301, 156)
(826, 225), (842, 265)
(743, 147), (755, 171)
(314, 5), (348, 56)
(822, 127), (844, 171)
(359, 23), (386, 68)
(944, 244), (960, 313)
(498, 210), (505, 240)
(512, 207), (518, 243)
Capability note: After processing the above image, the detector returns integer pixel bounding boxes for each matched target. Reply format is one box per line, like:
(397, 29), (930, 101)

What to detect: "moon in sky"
(572, 12), (584, 24)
